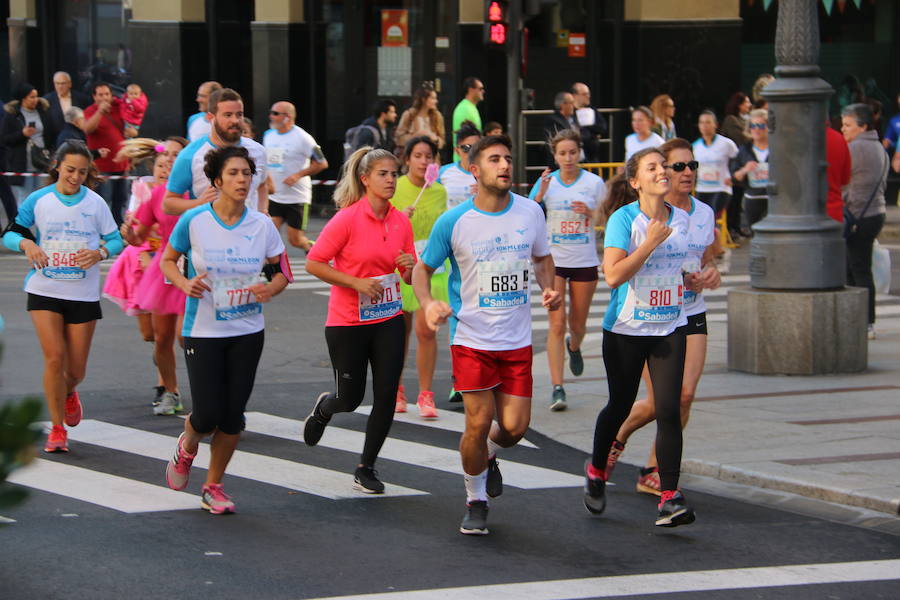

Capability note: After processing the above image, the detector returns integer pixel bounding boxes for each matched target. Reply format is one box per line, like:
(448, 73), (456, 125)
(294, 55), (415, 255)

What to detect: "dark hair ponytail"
(598, 174), (635, 225)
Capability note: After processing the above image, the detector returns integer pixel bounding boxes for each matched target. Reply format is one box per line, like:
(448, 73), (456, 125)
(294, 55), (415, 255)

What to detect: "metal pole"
(508, 0), (522, 185)
(751, 0), (844, 290)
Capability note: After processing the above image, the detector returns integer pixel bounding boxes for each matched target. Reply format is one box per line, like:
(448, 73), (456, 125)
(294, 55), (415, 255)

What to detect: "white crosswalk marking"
(244, 412), (579, 489)
(7, 458), (199, 513)
(62, 420), (427, 500)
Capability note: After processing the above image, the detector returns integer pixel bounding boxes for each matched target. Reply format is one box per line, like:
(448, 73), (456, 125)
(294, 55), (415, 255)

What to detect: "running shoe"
(486, 455), (503, 498)
(636, 466), (661, 496)
(165, 432), (196, 491)
(201, 483), (235, 515)
(395, 384), (408, 413)
(448, 388), (463, 403)
(154, 391), (178, 416)
(566, 336), (584, 377)
(173, 392), (183, 412)
(44, 425), (68, 453)
(353, 465), (385, 494)
(550, 385), (567, 412)
(417, 390), (438, 419)
(303, 392), (332, 447)
(64, 391), (82, 427)
(583, 459), (607, 514)
(152, 385), (165, 406)
(606, 440), (625, 480)
(459, 500), (489, 535)
(868, 324), (876, 340)
(656, 490), (696, 527)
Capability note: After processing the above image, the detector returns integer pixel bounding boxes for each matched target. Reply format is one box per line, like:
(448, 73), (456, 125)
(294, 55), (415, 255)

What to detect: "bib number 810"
(648, 288), (672, 307)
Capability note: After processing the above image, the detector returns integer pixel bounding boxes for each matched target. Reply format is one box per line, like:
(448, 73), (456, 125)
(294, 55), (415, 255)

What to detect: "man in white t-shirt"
(186, 81), (222, 142)
(413, 135), (561, 536)
(263, 101), (328, 252)
(165, 88), (269, 215)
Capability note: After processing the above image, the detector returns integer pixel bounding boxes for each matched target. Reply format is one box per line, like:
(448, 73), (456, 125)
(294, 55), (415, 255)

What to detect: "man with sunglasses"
(263, 101), (327, 252)
(451, 77), (484, 161)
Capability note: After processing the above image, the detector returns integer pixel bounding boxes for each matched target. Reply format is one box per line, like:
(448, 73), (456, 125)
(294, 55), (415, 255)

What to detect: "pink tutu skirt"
(134, 249), (186, 316)
(103, 244), (151, 316)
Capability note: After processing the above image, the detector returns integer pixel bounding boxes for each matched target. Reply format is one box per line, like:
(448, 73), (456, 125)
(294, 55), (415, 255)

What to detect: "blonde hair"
(649, 94), (674, 128)
(749, 108), (768, 121)
(114, 136), (188, 167)
(333, 147), (399, 209)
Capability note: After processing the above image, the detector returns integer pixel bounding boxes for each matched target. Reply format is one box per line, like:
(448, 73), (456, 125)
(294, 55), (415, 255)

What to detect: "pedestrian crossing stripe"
(243, 412), (579, 489)
(10, 414), (580, 514)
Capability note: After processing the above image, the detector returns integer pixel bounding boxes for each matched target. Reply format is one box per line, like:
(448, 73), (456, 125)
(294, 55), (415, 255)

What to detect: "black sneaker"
(303, 392), (331, 447)
(459, 500), (489, 535)
(353, 465), (385, 494)
(566, 336), (584, 377)
(583, 459), (607, 515)
(550, 385), (567, 412)
(152, 385), (165, 407)
(448, 387), (463, 403)
(486, 456), (503, 498)
(655, 490), (696, 527)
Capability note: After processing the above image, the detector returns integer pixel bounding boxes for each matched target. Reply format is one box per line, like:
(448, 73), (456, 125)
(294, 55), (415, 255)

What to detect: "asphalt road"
(1, 240), (899, 600)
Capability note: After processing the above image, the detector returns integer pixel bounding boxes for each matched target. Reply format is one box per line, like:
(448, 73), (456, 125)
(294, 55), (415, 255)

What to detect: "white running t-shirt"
(263, 125), (324, 205)
(680, 197), (716, 317)
(625, 132), (665, 161)
(692, 135), (739, 194)
(437, 162), (477, 209)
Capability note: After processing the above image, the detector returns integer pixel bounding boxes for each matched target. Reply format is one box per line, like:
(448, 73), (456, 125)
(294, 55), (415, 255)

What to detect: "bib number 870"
(491, 270), (528, 292)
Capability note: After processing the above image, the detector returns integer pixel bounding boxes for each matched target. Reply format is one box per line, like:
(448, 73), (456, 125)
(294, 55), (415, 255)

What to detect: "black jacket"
(1, 98), (57, 185)
(43, 90), (91, 141)
(55, 123), (103, 160)
(356, 116), (394, 151)
(542, 110), (580, 164)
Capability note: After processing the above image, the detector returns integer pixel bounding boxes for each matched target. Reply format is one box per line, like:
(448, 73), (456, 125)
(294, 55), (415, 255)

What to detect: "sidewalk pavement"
(528, 243), (900, 517)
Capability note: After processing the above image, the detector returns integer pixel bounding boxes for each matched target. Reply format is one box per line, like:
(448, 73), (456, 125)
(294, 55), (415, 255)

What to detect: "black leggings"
(320, 315), (405, 467)
(846, 213), (885, 324)
(593, 328), (686, 491)
(185, 330), (265, 435)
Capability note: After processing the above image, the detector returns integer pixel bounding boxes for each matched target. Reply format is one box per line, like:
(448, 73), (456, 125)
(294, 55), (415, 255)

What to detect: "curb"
(682, 458), (900, 516)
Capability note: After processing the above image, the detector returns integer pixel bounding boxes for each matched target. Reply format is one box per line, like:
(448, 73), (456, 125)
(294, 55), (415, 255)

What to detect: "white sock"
(486, 437), (502, 459)
(464, 469), (488, 503)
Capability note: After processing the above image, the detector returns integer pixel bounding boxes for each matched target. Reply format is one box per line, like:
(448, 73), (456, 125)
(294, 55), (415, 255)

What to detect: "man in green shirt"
(451, 77), (484, 161)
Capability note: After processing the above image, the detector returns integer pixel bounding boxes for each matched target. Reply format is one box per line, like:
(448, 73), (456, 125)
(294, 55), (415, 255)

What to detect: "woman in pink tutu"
(120, 137), (190, 414)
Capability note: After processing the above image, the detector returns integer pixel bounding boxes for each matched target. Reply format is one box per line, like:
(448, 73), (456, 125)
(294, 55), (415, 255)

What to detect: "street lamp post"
(727, 0), (868, 375)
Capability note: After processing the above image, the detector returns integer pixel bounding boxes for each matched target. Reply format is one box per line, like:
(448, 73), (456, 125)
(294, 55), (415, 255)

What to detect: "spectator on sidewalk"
(650, 94), (677, 141)
(354, 100), (397, 151)
(841, 103), (888, 338)
(395, 81), (445, 153)
(824, 121), (851, 223)
(572, 82), (608, 163)
(43, 71), (90, 143)
(121, 83), (149, 137)
(1, 82), (57, 204)
(83, 81), (129, 225)
(451, 77), (484, 150)
(55, 107), (111, 162)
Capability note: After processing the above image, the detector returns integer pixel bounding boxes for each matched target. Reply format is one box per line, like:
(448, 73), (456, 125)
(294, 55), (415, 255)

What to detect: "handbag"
(28, 141), (52, 172)
(843, 152), (889, 239)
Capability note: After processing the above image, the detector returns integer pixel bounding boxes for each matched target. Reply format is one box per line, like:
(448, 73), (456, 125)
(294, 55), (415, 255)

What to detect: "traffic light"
(484, 0), (509, 48)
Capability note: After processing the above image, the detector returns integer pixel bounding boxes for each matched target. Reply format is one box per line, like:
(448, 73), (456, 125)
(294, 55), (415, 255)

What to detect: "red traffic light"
(488, 1), (504, 22)
(490, 22), (507, 44)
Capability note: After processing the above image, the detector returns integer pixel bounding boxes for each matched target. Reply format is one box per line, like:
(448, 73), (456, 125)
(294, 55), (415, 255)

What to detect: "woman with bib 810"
(529, 129), (605, 412)
(583, 147), (696, 528)
(390, 135), (449, 419)
(303, 147), (416, 495)
(2, 141), (124, 453)
(161, 145), (288, 515)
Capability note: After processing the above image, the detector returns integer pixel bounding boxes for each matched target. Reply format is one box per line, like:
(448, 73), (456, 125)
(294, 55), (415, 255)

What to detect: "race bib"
(681, 259), (702, 307)
(41, 240), (88, 280)
(266, 147), (286, 172)
(164, 255), (186, 285)
(358, 273), (402, 322)
(477, 259), (530, 309)
(414, 240), (445, 274)
(697, 164), (720, 186)
(748, 163), (769, 189)
(212, 274), (262, 321)
(633, 275), (683, 323)
(549, 209), (590, 245)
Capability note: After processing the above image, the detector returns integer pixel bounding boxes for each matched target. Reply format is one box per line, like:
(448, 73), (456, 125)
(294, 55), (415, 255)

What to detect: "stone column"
(727, 0), (867, 375)
(7, 0), (41, 88)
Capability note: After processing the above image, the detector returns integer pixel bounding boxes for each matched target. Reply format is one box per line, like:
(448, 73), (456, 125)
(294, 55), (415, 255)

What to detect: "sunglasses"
(669, 161), (699, 172)
(749, 123), (767, 130)
(459, 143), (472, 152)
(269, 110), (284, 116)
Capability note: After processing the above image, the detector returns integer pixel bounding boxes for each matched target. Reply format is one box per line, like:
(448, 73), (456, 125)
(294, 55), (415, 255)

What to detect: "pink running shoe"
(64, 391), (82, 427)
(44, 425), (68, 453)
(395, 384), (408, 413)
(201, 483), (235, 514)
(636, 466), (662, 496)
(606, 440), (625, 480)
(417, 391), (438, 419)
(165, 432), (196, 491)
